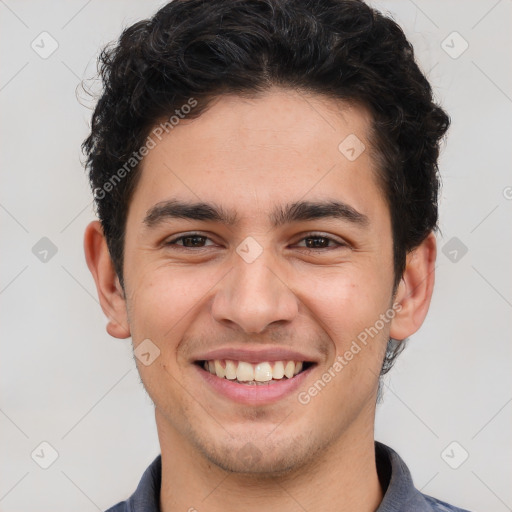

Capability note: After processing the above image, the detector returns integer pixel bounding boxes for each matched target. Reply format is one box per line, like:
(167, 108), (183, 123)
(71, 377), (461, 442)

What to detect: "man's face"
(122, 88), (397, 474)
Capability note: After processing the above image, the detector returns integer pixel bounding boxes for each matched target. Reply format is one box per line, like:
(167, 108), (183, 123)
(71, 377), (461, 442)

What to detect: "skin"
(85, 87), (436, 512)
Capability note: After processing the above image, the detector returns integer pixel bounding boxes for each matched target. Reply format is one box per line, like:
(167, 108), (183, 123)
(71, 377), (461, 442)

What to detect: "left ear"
(389, 231), (437, 341)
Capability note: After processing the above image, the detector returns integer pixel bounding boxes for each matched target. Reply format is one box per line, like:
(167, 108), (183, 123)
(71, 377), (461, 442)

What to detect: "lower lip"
(194, 363), (315, 405)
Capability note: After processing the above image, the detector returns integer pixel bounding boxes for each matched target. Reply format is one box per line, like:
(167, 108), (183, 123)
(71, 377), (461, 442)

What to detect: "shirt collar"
(113, 441), (453, 512)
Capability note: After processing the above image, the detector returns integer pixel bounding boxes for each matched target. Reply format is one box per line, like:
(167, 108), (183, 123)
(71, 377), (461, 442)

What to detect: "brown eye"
(295, 233), (346, 250)
(165, 233), (215, 248)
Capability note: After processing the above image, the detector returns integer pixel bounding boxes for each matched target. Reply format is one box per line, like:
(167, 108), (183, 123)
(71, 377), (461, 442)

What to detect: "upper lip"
(193, 347), (320, 364)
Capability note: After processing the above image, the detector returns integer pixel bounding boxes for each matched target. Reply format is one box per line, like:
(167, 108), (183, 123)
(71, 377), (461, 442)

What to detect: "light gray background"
(1, 1), (511, 511)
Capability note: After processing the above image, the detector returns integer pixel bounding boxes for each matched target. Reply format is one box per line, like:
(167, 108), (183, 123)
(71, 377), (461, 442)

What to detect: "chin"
(195, 432), (316, 477)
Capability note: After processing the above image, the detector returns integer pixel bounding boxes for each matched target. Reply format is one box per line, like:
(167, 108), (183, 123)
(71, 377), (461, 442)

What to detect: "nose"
(211, 249), (299, 334)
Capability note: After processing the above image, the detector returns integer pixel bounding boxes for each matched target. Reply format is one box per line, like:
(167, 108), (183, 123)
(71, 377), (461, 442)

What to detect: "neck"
(157, 410), (383, 512)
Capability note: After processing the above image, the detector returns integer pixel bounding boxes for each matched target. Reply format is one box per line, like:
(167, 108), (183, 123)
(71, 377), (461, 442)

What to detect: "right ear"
(84, 220), (130, 339)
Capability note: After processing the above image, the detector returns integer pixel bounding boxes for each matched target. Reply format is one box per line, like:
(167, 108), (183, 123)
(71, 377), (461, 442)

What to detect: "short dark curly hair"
(82, 0), (450, 379)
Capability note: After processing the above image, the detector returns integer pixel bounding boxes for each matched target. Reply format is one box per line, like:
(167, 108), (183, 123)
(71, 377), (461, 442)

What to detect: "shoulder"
(102, 454), (161, 512)
(104, 502), (130, 512)
(422, 493), (473, 512)
(375, 441), (474, 512)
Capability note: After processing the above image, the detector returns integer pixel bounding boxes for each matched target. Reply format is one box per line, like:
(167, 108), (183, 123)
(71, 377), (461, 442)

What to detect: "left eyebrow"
(143, 198), (370, 229)
(270, 199), (370, 228)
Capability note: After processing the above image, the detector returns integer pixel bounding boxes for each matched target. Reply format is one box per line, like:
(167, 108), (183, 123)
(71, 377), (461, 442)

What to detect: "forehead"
(128, 88), (387, 229)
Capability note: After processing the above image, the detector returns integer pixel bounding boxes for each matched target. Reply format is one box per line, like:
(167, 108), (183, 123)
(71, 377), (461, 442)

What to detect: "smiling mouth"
(195, 359), (316, 385)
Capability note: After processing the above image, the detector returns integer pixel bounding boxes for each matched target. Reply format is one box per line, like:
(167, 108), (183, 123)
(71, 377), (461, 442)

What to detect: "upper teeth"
(203, 360), (304, 381)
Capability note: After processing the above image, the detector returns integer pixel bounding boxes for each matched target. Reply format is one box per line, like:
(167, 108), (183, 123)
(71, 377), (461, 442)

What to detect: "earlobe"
(84, 220), (131, 339)
(389, 232), (437, 341)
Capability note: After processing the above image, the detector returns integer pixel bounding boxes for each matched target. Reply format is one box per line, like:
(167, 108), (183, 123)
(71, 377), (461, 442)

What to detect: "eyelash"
(164, 232), (347, 251)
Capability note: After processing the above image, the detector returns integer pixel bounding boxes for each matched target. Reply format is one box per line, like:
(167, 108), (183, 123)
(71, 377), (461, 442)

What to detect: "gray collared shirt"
(105, 441), (471, 511)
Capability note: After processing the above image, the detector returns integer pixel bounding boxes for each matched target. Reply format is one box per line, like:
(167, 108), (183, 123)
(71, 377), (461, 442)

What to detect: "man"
(82, 0), (470, 510)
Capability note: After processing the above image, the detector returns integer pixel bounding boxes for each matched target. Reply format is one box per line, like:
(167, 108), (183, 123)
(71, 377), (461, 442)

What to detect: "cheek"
(125, 269), (207, 400)
(298, 267), (392, 395)
(292, 265), (390, 338)
(125, 246), (392, 349)
(126, 264), (223, 342)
